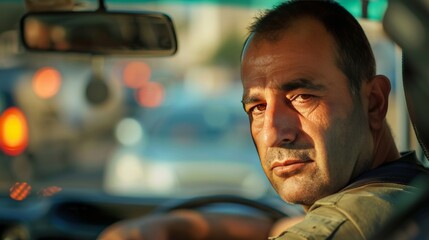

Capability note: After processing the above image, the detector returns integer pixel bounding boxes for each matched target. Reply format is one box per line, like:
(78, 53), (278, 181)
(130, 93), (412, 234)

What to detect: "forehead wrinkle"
(245, 51), (283, 73)
(247, 54), (275, 66)
(276, 78), (326, 92)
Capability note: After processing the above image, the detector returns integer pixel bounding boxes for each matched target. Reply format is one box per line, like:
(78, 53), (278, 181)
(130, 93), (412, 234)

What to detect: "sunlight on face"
(241, 18), (374, 208)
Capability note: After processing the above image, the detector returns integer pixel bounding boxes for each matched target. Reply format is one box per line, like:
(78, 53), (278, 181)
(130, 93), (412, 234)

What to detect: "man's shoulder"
(315, 182), (414, 238)
(312, 181), (416, 224)
(273, 182), (415, 240)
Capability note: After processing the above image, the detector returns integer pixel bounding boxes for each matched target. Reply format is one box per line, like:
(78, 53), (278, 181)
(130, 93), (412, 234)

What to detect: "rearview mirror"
(20, 11), (177, 56)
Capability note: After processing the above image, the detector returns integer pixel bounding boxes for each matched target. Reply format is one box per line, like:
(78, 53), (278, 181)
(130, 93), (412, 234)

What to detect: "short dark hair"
(243, 0), (376, 96)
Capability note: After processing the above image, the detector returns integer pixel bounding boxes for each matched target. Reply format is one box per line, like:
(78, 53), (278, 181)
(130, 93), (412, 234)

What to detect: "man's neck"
(371, 122), (400, 169)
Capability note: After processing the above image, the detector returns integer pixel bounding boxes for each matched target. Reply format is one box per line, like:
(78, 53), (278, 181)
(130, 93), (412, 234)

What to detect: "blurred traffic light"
(31, 67), (62, 99)
(122, 61), (151, 89)
(0, 107), (29, 156)
(135, 81), (165, 108)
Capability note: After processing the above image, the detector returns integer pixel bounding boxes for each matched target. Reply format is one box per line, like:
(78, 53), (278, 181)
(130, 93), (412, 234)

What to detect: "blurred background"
(0, 0), (419, 202)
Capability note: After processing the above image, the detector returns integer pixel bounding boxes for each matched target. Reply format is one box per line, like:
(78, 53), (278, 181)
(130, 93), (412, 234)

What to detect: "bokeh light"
(147, 165), (176, 193)
(0, 107), (29, 156)
(115, 154), (145, 185)
(9, 182), (31, 201)
(32, 67), (62, 99)
(135, 82), (165, 108)
(39, 186), (62, 197)
(123, 61), (151, 89)
(115, 118), (143, 146)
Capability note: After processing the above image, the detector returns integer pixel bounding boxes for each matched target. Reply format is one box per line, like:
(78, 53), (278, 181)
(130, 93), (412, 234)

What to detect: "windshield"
(1, 0), (421, 203)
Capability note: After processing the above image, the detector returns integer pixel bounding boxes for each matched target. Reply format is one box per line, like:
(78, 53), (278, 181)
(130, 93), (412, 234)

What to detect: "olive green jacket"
(271, 152), (426, 240)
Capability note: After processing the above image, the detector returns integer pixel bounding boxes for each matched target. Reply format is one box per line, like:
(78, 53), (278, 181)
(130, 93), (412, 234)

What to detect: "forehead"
(241, 17), (341, 89)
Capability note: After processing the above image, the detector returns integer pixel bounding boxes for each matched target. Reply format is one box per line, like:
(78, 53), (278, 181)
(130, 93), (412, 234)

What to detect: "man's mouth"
(270, 159), (312, 177)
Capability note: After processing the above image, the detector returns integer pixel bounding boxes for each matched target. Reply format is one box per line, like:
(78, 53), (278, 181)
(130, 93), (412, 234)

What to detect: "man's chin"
(274, 179), (320, 207)
(280, 192), (319, 210)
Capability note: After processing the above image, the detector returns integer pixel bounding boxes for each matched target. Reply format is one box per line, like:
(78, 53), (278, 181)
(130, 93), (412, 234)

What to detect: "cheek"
(250, 119), (264, 147)
(304, 99), (356, 142)
(301, 107), (331, 151)
(310, 104), (370, 181)
(301, 117), (331, 173)
(303, 99), (335, 129)
(302, 104), (352, 167)
(250, 120), (272, 173)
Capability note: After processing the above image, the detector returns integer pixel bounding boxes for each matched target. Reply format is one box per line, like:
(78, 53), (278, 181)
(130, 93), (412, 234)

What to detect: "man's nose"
(263, 100), (299, 147)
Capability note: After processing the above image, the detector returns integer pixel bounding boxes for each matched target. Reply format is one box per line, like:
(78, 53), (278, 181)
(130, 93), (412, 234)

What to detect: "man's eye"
(291, 94), (313, 103)
(248, 104), (266, 114)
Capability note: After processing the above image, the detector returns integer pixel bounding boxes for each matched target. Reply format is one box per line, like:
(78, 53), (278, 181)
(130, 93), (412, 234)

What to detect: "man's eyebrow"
(241, 93), (259, 106)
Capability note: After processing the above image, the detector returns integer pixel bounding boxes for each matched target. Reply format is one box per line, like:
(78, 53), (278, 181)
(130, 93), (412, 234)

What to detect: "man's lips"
(271, 159), (312, 177)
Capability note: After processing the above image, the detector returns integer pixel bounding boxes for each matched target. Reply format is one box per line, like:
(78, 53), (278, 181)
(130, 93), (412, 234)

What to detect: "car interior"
(0, 0), (428, 239)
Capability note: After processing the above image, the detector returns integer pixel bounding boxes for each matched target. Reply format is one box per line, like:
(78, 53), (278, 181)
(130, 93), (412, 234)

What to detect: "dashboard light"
(9, 182), (31, 201)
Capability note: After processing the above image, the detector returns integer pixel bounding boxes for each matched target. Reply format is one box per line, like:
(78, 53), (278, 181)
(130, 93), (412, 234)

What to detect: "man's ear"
(367, 75), (391, 130)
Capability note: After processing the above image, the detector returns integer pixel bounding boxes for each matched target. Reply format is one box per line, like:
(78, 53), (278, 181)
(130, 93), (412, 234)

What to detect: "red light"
(123, 61), (151, 89)
(0, 107), (29, 156)
(135, 82), (165, 108)
(32, 67), (62, 99)
(9, 182), (31, 201)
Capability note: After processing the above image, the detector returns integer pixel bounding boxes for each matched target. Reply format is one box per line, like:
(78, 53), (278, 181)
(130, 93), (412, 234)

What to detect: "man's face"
(241, 17), (374, 208)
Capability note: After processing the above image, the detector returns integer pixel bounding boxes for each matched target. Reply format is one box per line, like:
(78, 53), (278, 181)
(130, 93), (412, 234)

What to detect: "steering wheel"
(154, 195), (289, 222)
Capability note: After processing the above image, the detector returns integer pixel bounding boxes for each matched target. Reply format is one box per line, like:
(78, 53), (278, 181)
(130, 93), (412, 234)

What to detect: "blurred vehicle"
(104, 85), (272, 198)
(0, 0), (428, 239)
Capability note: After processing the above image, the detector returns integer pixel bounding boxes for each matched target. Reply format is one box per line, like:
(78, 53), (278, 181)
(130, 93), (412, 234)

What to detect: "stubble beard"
(263, 147), (332, 207)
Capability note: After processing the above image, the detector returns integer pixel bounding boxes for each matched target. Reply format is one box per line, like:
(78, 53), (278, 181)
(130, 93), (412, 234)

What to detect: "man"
(99, 1), (429, 239)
